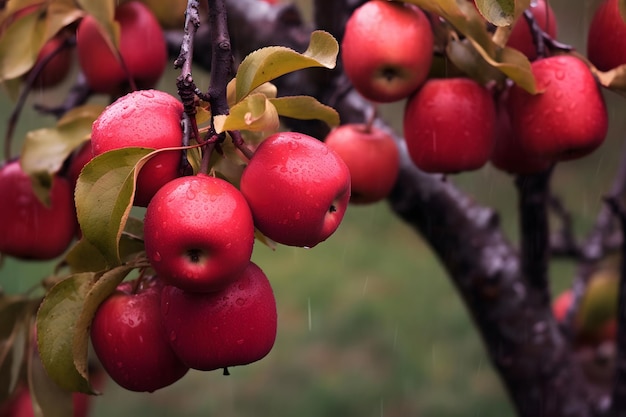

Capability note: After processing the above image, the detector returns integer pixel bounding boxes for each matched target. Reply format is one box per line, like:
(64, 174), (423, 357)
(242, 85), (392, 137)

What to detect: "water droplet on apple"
(555, 70), (565, 80)
(294, 212), (301, 220)
(153, 252), (162, 262)
(554, 90), (563, 99)
(236, 339), (244, 345)
(236, 298), (245, 306)
(121, 107), (136, 119)
(225, 242), (232, 249)
(210, 194), (218, 202)
(554, 106), (563, 114)
(212, 326), (219, 332)
(288, 141), (299, 150)
(140, 90), (155, 98)
(280, 166), (288, 173)
(186, 190), (196, 200)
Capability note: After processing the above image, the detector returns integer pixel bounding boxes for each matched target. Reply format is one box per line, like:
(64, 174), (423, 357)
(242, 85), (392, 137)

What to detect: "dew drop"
(280, 166), (288, 173)
(210, 194), (218, 202)
(153, 252), (162, 262)
(554, 106), (563, 114)
(554, 90), (563, 99)
(140, 90), (155, 98)
(294, 212), (301, 220)
(186, 190), (196, 200)
(288, 141), (299, 150)
(121, 108), (136, 119)
(236, 339), (244, 345)
(236, 298), (246, 306)
(555, 70), (565, 80)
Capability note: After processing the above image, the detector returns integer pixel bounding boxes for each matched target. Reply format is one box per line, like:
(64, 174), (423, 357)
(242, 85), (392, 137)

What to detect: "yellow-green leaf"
(36, 273), (96, 394)
(226, 78), (277, 107)
(214, 93), (280, 133)
(46, 1), (84, 39)
(269, 96), (340, 128)
(0, 8), (45, 81)
(235, 30), (338, 102)
(405, 0), (536, 92)
(474, 0), (515, 27)
(75, 147), (153, 266)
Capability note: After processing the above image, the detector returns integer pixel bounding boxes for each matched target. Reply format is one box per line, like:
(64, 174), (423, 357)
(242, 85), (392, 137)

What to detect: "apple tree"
(0, 0), (625, 416)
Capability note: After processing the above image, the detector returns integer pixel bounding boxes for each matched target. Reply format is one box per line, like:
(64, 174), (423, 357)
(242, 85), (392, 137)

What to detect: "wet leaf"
(75, 147), (154, 267)
(235, 30), (338, 102)
(474, 0), (515, 26)
(72, 265), (134, 387)
(214, 93), (280, 133)
(36, 273), (96, 394)
(269, 96), (340, 128)
(62, 239), (108, 274)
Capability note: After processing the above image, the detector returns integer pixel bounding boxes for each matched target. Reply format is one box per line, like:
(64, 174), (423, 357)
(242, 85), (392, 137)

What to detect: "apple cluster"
(76, 88), (352, 392)
(339, 0), (616, 178)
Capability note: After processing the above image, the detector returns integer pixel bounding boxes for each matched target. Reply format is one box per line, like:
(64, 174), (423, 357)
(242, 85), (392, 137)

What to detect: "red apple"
(240, 132), (351, 248)
(587, 0), (626, 71)
(403, 77), (496, 173)
(507, 0), (558, 61)
(30, 34), (73, 88)
(324, 123), (399, 204)
(0, 160), (77, 260)
(341, 0), (434, 103)
(161, 262), (277, 371)
(90, 278), (189, 392)
(552, 289), (573, 323)
(491, 91), (553, 175)
(0, 384), (93, 417)
(507, 55), (608, 161)
(90, 89), (184, 207)
(144, 174), (255, 293)
(76, 1), (167, 94)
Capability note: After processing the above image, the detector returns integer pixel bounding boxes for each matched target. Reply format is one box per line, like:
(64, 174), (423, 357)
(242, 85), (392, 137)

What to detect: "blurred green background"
(1, 0), (625, 416)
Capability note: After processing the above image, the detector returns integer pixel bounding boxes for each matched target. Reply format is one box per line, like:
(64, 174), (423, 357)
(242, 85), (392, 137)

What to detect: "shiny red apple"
(240, 132), (351, 247)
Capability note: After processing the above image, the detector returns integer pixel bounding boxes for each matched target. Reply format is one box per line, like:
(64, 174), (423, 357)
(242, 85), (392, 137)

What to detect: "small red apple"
(341, 0), (434, 103)
(90, 89), (184, 207)
(324, 123), (399, 204)
(552, 289), (573, 323)
(507, 0), (558, 61)
(507, 55), (608, 161)
(403, 77), (496, 173)
(144, 174), (255, 293)
(0, 384), (94, 417)
(161, 262), (277, 371)
(90, 278), (189, 392)
(240, 132), (351, 248)
(587, 0), (626, 71)
(491, 92), (553, 175)
(67, 141), (93, 189)
(30, 34), (73, 88)
(76, 1), (167, 94)
(0, 160), (77, 260)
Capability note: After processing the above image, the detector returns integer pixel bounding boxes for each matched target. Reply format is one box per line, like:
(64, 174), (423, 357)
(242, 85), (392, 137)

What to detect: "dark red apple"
(90, 279), (189, 392)
(76, 1), (167, 94)
(341, 0), (434, 103)
(324, 123), (399, 204)
(403, 77), (496, 173)
(507, 55), (608, 161)
(507, 0), (558, 61)
(0, 160), (77, 260)
(161, 262), (278, 371)
(143, 174), (255, 293)
(240, 132), (351, 248)
(587, 0), (626, 71)
(90, 89), (184, 207)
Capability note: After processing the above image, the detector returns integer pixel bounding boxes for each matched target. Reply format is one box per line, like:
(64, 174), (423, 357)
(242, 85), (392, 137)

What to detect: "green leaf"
(20, 103), (103, 176)
(0, 298), (33, 404)
(473, 0), (515, 27)
(36, 273), (95, 393)
(446, 35), (506, 86)
(76, 0), (120, 51)
(46, 1), (84, 39)
(235, 30), (338, 102)
(269, 96), (340, 128)
(214, 93), (280, 133)
(620, 0), (626, 23)
(0, 7), (45, 81)
(62, 239), (108, 274)
(72, 264), (134, 385)
(75, 147), (153, 267)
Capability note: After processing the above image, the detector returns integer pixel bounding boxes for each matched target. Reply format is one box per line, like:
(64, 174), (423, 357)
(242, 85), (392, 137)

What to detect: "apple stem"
(523, 9), (573, 60)
(223, 367), (230, 376)
(229, 130), (254, 160)
(199, 132), (220, 174)
(363, 104), (378, 134)
(3, 33), (76, 163)
(132, 270), (148, 294)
